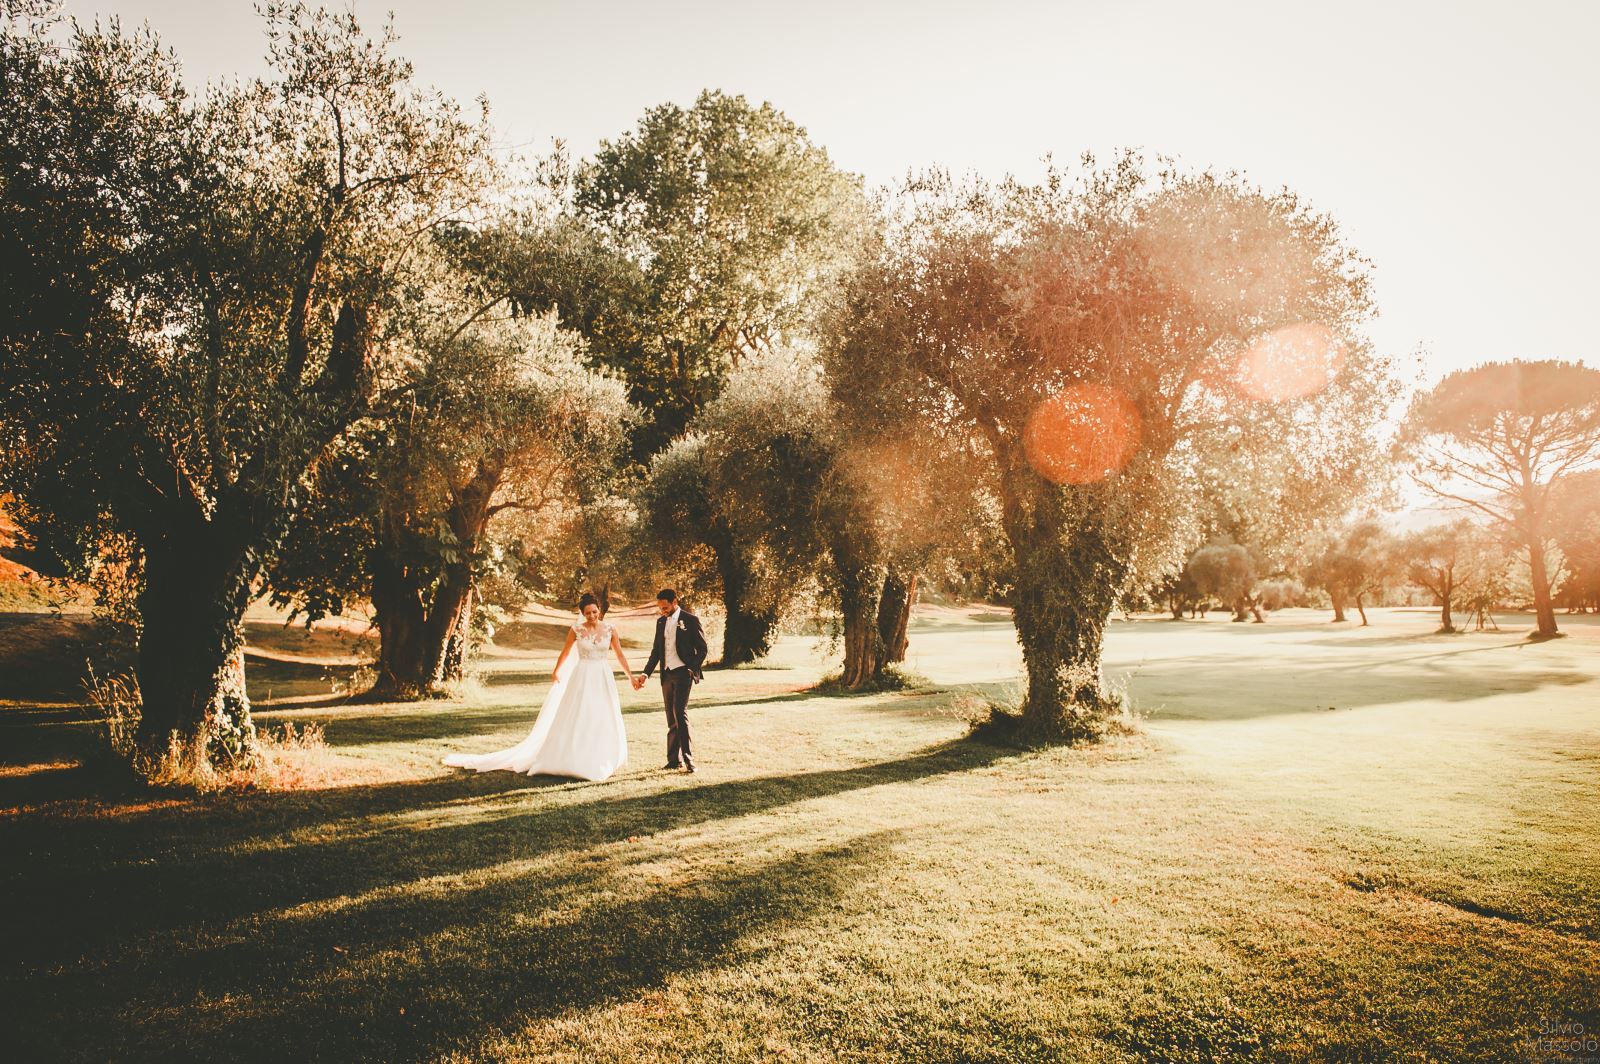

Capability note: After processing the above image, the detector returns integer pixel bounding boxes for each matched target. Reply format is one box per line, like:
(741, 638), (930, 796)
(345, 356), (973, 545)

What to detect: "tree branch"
(440, 293), (509, 349)
(1412, 479), (1517, 528)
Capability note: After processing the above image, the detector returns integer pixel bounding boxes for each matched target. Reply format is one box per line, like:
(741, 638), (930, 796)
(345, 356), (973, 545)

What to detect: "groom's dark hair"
(656, 588), (677, 603)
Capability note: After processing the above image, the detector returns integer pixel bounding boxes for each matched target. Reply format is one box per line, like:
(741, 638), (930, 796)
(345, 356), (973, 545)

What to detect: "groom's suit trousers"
(661, 666), (694, 764)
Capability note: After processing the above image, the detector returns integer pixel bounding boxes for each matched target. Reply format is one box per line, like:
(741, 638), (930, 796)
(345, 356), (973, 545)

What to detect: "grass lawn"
(1, 604), (1597, 1062)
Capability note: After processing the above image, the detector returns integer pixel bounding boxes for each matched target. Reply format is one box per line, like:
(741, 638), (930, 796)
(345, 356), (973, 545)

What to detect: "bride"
(444, 593), (634, 781)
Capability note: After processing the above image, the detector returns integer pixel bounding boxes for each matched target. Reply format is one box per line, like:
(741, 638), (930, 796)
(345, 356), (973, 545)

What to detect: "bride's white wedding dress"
(444, 622), (628, 781)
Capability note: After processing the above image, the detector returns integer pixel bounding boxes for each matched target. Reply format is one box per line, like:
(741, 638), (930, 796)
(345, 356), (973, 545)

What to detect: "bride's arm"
(551, 629), (576, 679)
(610, 627), (636, 686)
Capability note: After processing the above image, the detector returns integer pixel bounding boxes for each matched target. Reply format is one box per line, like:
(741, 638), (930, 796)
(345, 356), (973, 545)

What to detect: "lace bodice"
(573, 622), (613, 661)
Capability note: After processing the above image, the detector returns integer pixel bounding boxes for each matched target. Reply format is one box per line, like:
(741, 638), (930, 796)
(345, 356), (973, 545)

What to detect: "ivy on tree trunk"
(440, 582), (474, 684)
(369, 475), (494, 700)
(714, 539), (777, 667)
(134, 533), (257, 764)
(834, 547), (886, 690)
(1001, 471), (1127, 745)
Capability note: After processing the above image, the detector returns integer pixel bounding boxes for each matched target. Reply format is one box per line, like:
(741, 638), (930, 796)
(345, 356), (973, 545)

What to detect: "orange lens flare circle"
(1023, 384), (1143, 485)
(1236, 322), (1345, 402)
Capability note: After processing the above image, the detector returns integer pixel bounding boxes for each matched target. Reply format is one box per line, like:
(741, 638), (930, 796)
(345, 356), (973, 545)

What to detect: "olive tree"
(0, 3), (494, 762)
(1185, 540), (1262, 622)
(270, 304), (631, 699)
(827, 160), (1392, 743)
(640, 434), (779, 662)
(822, 425), (995, 687)
(1395, 521), (1474, 632)
(639, 358), (828, 666)
(643, 352), (990, 685)
(1303, 520), (1397, 625)
(820, 284), (1004, 683)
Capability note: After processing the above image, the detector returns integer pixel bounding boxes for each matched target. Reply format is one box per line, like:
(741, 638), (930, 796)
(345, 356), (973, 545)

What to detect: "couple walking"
(444, 589), (708, 781)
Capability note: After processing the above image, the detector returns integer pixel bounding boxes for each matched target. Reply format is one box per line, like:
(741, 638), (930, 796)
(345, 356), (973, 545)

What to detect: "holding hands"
(631, 674), (647, 691)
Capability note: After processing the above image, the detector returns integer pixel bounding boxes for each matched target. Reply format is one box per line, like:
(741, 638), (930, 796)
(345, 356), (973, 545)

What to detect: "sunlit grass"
(0, 606), (1596, 1060)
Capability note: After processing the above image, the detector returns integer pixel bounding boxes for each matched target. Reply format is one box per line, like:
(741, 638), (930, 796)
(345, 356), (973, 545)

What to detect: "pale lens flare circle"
(1023, 384), (1143, 485)
(1236, 322), (1345, 402)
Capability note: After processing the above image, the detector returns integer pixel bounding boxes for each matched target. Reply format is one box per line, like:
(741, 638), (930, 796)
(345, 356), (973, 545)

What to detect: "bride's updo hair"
(578, 593), (600, 613)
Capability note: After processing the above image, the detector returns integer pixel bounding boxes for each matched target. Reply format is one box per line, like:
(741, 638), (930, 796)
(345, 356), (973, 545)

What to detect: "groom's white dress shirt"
(663, 606), (685, 671)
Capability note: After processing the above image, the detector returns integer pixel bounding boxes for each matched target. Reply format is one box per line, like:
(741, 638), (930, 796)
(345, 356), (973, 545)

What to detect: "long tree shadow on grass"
(259, 700), (562, 746)
(0, 707), (98, 766)
(11, 829), (899, 1062)
(0, 738), (1013, 974)
(1101, 650), (1595, 723)
(1294, 631), (1534, 650)
(946, 644), (1596, 726)
(249, 687), (825, 750)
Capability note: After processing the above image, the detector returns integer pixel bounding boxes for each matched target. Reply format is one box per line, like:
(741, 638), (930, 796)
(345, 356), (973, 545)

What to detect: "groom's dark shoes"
(682, 755), (695, 774)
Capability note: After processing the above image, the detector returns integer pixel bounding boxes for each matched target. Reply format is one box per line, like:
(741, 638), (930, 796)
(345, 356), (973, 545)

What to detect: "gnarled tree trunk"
(1329, 590), (1348, 623)
(368, 547), (431, 700)
(1001, 472), (1125, 746)
(419, 564), (475, 686)
(439, 580), (474, 684)
(133, 298), (371, 757)
(370, 562), (478, 699)
(368, 465), (497, 699)
(835, 550), (886, 690)
(876, 570), (916, 670)
(714, 539), (777, 666)
(134, 527), (258, 763)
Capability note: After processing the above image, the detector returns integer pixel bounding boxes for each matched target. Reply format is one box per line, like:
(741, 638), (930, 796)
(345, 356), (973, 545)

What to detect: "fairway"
(2, 606), (1597, 1062)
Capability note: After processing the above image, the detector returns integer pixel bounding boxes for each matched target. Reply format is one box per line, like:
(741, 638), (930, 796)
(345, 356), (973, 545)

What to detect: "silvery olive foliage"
(1302, 520), (1398, 626)
(828, 157), (1396, 743)
(640, 355), (832, 664)
(268, 266), (635, 698)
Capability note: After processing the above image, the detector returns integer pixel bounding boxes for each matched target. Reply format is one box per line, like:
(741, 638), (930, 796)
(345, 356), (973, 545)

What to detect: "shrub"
(253, 722), (336, 790)
(813, 664), (930, 695)
(84, 667), (333, 792)
(327, 664), (377, 699)
(1256, 577), (1307, 612)
(954, 672), (1139, 748)
(83, 665), (140, 765)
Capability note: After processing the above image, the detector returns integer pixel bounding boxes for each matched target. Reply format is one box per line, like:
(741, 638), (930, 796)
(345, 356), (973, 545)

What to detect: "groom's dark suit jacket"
(644, 609), (708, 681)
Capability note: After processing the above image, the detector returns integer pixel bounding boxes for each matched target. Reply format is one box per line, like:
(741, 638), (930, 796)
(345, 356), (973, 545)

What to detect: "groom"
(634, 589), (708, 772)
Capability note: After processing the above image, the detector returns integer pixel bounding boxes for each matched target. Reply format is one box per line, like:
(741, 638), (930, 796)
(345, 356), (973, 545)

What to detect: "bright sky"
(71, 0), (1600, 388)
